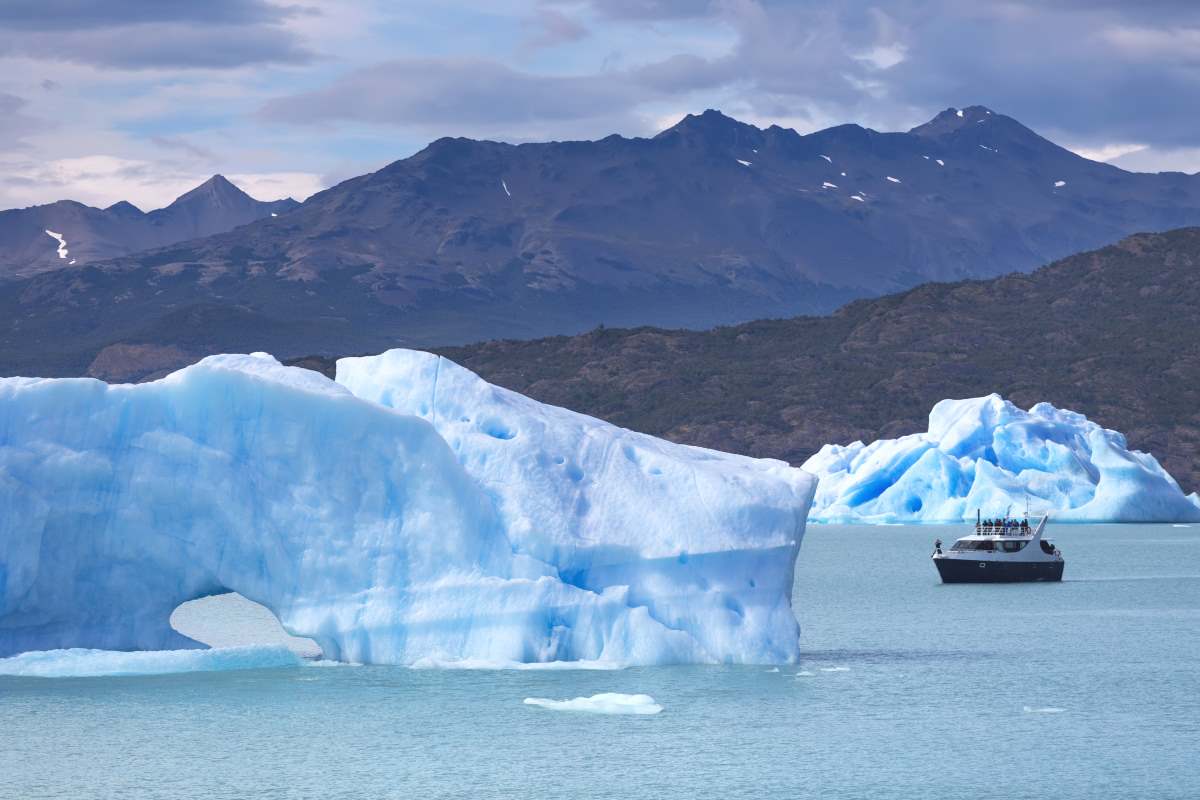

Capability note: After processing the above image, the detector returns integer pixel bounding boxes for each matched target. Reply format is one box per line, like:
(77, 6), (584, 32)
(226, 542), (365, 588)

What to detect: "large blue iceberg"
(802, 395), (1200, 523)
(0, 352), (814, 665)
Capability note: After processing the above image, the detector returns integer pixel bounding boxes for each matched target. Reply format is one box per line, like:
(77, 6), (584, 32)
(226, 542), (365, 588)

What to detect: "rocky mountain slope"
(0, 175), (298, 280)
(4, 106), (1200, 378)
(385, 228), (1198, 494)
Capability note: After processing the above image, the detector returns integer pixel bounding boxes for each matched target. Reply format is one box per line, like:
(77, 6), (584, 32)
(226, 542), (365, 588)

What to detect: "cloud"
(0, 0), (315, 69)
(260, 57), (657, 135)
(226, 171), (325, 202)
(585, 0), (715, 20)
(0, 93), (47, 149)
(0, 0), (302, 31)
(1069, 142), (1149, 163)
(523, 8), (589, 50)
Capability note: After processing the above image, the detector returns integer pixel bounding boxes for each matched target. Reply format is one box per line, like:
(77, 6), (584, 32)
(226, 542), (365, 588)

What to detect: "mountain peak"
(909, 105), (998, 137)
(168, 174), (253, 209)
(104, 200), (144, 217)
(654, 109), (763, 149)
(660, 109), (753, 135)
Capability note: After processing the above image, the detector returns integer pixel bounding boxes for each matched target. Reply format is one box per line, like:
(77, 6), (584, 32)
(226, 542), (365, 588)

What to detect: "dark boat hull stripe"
(934, 558), (1064, 583)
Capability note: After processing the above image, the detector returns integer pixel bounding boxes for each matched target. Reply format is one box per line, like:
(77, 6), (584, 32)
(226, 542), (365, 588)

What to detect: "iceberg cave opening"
(169, 593), (323, 659)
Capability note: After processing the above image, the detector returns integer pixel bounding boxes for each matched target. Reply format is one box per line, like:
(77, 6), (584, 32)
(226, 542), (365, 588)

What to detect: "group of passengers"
(978, 517), (1030, 533)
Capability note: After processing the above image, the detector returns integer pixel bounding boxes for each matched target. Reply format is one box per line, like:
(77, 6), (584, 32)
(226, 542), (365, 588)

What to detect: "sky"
(2, 0), (1198, 210)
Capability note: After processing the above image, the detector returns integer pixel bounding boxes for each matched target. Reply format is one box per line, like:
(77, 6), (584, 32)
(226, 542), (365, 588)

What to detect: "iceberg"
(0, 351), (814, 666)
(802, 395), (1200, 523)
(0, 645), (300, 678)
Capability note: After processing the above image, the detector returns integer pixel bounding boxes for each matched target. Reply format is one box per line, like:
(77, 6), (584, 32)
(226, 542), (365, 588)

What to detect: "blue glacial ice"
(0, 351), (814, 666)
(802, 395), (1200, 523)
(0, 645), (300, 678)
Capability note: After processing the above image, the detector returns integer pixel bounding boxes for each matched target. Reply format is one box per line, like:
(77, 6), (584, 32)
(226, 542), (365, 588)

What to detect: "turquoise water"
(2, 524), (1198, 799)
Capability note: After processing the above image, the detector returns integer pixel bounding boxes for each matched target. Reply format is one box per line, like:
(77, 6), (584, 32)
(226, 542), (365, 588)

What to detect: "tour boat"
(931, 512), (1063, 583)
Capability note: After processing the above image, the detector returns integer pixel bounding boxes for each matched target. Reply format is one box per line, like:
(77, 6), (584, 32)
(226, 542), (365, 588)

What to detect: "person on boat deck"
(933, 538), (943, 555)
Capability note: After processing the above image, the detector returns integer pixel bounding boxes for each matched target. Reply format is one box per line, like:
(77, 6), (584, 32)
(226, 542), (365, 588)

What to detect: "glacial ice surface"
(0, 351), (814, 666)
(802, 395), (1200, 523)
(0, 645), (300, 678)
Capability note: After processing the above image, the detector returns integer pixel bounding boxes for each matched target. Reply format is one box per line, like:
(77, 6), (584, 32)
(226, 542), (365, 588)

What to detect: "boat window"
(951, 540), (995, 551)
(999, 540), (1026, 552)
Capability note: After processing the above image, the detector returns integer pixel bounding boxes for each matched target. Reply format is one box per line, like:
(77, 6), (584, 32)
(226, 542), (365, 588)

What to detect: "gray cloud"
(574, 0), (1200, 150)
(0, 0), (302, 31)
(149, 135), (218, 162)
(0, 93), (46, 149)
(260, 57), (651, 133)
(585, 0), (715, 20)
(0, 0), (314, 69)
(523, 8), (590, 50)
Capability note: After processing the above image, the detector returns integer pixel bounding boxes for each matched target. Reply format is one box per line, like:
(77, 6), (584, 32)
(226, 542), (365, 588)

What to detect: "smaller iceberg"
(802, 395), (1200, 523)
(0, 645), (300, 678)
(523, 692), (663, 715)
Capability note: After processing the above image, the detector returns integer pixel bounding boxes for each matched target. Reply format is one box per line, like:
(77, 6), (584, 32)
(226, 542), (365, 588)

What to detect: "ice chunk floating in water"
(803, 395), (1200, 523)
(0, 646), (299, 678)
(523, 693), (663, 715)
(0, 351), (814, 666)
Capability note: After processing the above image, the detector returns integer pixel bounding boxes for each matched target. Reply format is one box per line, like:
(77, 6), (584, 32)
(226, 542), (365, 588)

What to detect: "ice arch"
(0, 353), (814, 666)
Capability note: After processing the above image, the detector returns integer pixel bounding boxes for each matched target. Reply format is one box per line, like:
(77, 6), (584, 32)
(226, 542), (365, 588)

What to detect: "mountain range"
(4, 105), (1200, 378)
(0, 175), (298, 280)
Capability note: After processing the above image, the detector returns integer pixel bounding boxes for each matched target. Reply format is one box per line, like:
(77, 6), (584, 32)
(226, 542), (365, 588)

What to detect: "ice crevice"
(0, 350), (815, 667)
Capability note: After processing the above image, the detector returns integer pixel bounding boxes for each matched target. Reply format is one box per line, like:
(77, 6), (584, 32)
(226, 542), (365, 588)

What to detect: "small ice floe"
(886, 176), (901, 183)
(922, 155), (930, 160)
(840, 171), (847, 176)
(850, 194), (865, 202)
(0, 645), (300, 678)
(979, 145), (997, 152)
(523, 693), (662, 715)
(956, 108), (964, 118)
(822, 182), (838, 189)
(820, 666), (851, 673)
(795, 670), (815, 677)
(270, 212), (278, 217)
(304, 659), (362, 668)
(1023, 706), (1065, 714)
(819, 154), (832, 163)
(1172, 524), (1191, 528)
(501, 179), (511, 197)
(68, 259), (76, 265)
(1054, 180), (1067, 188)
(766, 667), (780, 673)
(736, 159), (752, 167)
(44, 229), (68, 260)
(752, 148), (758, 153)
(936, 159), (945, 166)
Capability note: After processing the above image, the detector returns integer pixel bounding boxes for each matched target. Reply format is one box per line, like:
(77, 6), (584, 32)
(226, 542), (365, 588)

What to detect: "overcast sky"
(2, 0), (1198, 210)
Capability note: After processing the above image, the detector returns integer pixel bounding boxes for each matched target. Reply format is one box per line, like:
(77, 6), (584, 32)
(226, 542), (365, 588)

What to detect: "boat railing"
(973, 523), (1033, 536)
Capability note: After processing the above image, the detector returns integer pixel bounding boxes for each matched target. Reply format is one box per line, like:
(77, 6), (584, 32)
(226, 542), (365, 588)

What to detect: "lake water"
(2, 524), (1198, 799)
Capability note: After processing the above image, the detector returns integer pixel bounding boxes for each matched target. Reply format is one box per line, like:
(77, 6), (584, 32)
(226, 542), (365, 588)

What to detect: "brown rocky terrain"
(294, 228), (1200, 492)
